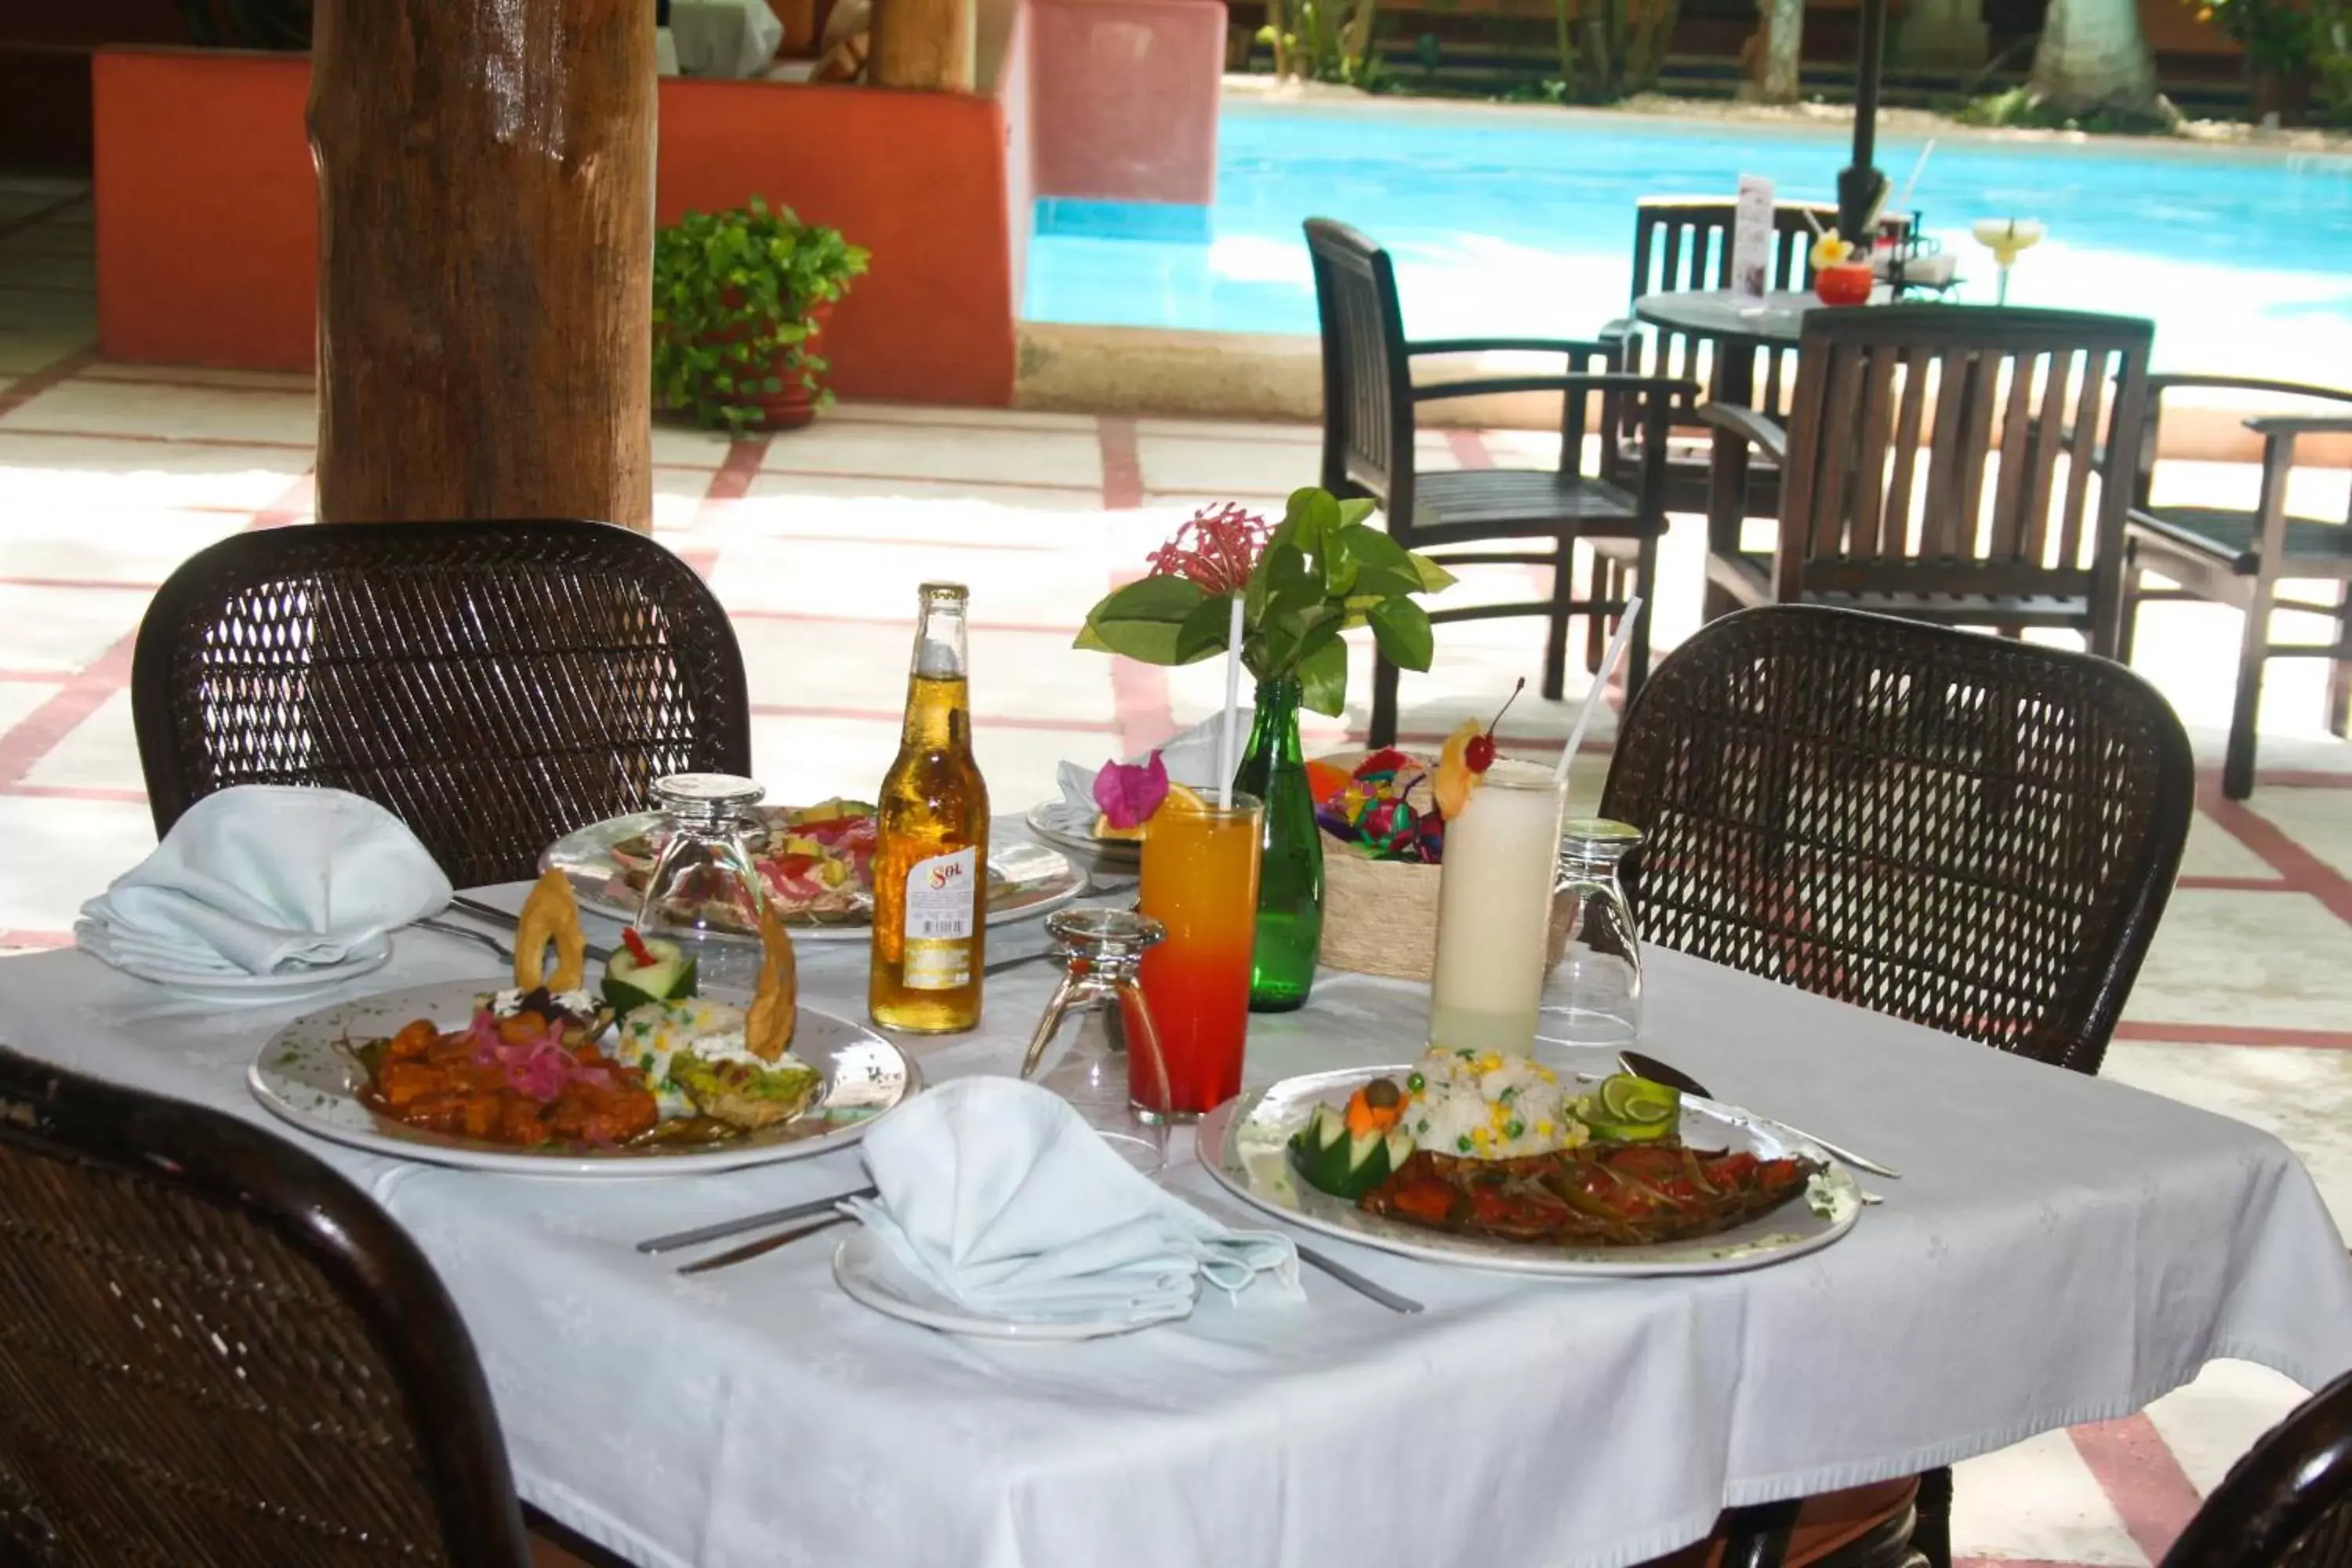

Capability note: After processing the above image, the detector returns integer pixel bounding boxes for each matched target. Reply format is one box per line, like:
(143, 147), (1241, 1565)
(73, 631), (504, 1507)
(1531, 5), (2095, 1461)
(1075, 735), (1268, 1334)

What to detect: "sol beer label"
(902, 847), (978, 989)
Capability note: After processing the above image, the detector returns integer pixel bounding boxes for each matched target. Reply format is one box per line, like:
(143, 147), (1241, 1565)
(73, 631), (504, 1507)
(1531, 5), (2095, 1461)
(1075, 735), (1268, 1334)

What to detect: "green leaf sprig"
(1074, 487), (1455, 717)
(650, 198), (871, 437)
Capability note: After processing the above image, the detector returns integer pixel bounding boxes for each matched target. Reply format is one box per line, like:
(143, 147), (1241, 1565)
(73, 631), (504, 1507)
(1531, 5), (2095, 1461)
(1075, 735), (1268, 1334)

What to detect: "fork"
(426, 906), (613, 967)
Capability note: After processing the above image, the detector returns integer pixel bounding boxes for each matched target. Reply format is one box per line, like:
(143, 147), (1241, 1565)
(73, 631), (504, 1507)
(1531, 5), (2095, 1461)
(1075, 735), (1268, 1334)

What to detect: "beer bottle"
(869, 583), (990, 1032)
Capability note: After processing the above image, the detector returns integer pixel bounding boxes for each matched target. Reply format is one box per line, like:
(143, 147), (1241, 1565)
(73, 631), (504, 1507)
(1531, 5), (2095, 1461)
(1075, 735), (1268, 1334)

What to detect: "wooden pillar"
(309, 0), (655, 531)
(871, 0), (977, 90)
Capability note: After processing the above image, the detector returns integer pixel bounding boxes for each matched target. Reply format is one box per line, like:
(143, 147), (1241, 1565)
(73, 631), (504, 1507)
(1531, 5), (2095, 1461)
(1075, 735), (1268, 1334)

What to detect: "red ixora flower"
(1145, 502), (1270, 596)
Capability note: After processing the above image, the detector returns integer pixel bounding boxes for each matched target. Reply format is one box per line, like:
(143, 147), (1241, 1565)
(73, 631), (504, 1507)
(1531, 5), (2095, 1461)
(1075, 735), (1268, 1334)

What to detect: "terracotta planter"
(700, 299), (833, 431)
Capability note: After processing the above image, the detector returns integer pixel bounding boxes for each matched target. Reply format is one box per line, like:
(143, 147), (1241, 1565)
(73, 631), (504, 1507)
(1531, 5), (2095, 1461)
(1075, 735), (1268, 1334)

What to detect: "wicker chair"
(0, 1047), (528, 1567)
(1305, 217), (1697, 746)
(2160, 1366), (2352, 1567)
(2114, 376), (2352, 799)
(132, 518), (752, 888)
(1601, 605), (2194, 1568)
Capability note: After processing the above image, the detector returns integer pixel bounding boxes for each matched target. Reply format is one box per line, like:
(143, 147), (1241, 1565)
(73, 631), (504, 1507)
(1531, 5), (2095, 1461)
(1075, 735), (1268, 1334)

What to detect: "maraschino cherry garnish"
(1465, 678), (1525, 774)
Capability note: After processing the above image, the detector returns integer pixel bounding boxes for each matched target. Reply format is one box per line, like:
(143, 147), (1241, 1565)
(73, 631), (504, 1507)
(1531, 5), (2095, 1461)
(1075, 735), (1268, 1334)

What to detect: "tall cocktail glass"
(1428, 758), (1570, 1052)
(1135, 793), (1263, 1120)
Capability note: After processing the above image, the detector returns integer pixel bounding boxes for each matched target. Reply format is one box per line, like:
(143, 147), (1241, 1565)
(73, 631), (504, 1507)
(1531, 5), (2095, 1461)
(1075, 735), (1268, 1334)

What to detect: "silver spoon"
(1619, 1049), (1900, 1187)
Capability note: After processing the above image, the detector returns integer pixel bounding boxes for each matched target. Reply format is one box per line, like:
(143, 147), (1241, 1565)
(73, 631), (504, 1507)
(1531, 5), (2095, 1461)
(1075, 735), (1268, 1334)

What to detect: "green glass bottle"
(1233, 676), (1323, 1011)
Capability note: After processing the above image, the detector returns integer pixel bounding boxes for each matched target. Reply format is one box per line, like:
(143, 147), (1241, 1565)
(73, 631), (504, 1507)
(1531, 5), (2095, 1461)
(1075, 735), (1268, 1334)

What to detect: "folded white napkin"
(77, 786), (452, 978)
(845, 1076), (1301, 1320)
(1055, 712), (1243, 816)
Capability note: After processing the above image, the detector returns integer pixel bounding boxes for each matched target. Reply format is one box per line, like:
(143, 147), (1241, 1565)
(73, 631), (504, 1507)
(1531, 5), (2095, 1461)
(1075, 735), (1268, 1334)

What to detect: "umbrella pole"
(1837, 0), (1889, 246)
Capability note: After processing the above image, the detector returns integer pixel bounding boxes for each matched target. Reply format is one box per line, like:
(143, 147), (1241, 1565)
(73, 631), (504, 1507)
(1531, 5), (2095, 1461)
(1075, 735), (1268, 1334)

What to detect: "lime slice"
(1595, 1073), (1675, 1122)
(1585, 1115), (1674, 1145)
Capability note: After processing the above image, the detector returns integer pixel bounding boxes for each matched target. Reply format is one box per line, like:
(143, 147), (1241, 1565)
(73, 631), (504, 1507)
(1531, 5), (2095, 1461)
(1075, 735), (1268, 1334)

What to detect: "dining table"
(5, 820), (2350, 1568)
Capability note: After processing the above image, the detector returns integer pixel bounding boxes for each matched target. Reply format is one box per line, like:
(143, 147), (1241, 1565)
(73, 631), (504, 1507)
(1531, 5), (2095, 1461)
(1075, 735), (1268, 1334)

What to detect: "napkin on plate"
(76, 785), (452, 978)
(1055, 712), (1243, 818)
(844, 1076), (1301, 1320)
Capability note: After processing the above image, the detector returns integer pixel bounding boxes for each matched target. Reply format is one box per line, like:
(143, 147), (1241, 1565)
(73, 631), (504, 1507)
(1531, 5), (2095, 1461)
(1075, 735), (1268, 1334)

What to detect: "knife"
(677, 1213), (851, 1275)
(637, 1184), (880, 1254)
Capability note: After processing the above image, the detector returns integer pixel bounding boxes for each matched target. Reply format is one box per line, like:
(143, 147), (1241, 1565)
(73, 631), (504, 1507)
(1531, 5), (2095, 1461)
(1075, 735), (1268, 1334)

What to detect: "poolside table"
(8, 852), (2352, 1568)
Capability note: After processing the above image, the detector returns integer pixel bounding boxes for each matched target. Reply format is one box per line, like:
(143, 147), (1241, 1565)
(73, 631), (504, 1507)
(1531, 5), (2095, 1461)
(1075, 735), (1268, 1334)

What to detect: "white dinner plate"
(543, 812), (1087, 942)
(1022, 800), (1140, 866)
(829, 1228), (1192, 1341)
(249, 978), (919, 1177)
(102, 938), (392, 1001)
(1200, 1065), (1865, 1278)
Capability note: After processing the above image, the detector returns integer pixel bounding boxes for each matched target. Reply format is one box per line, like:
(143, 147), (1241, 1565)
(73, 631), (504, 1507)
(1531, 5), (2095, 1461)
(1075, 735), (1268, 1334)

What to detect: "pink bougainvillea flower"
(1093, 751), (1171, 829)
(1145, 502), (1271, 595)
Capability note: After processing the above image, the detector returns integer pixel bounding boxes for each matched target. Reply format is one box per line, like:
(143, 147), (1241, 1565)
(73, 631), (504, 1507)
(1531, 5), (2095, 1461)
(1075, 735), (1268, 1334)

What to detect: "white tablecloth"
(3, 860), (2349, 1568)
(667, 0), (784, 78)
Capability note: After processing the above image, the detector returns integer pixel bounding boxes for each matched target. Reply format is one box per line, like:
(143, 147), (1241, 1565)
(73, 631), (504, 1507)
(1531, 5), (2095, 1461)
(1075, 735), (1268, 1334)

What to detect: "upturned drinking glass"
(636, 772), (769, 992)
(1019, 907), (1172, 1171)
(1543, 818), (1644, 1046)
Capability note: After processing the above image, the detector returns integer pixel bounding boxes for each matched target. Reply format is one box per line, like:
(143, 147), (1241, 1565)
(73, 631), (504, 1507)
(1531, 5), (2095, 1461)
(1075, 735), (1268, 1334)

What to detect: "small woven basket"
(1314, 752), (1570, 983)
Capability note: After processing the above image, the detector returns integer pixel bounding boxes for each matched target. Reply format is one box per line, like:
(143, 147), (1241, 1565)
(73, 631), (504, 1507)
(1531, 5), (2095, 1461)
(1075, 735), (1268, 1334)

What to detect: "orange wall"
(94, 49), (315, 371)
(655, 78), (1018, 406)
(93, 48), (1022, 405)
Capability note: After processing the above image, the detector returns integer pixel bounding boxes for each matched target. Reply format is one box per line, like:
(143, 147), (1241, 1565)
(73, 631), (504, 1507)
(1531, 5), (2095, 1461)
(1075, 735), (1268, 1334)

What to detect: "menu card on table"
(1732, 175), (1774, 298)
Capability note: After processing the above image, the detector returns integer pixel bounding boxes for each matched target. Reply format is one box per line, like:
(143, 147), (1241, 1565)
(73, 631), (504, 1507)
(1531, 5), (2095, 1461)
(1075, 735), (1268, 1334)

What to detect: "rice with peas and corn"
(1402, 1046), (1588, 1159)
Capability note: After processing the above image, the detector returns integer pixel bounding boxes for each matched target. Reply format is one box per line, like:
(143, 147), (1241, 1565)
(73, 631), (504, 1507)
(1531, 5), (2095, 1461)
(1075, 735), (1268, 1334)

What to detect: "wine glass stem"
(1997, 264), (2010, 306)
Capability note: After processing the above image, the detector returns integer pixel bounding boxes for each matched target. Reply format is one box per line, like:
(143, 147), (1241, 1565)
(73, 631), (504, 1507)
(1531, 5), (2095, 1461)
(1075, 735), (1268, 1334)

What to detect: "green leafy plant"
(652, 198), (870, 436)
(1074, 489), (1455, 717)
(2187, 0), (2314, 74)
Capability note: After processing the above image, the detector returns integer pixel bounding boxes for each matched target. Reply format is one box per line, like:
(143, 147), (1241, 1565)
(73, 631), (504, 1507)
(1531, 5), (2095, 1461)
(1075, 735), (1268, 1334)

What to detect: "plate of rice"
(1200, 1051), (1865, 1277)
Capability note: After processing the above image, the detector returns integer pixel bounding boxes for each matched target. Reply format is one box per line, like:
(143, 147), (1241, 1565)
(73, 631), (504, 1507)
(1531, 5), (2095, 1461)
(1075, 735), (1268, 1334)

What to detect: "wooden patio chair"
(2158, 1364), (2352, 1567)
(1695, 304), (2154, 658)
(1304, 216), (1697, 746)
(0, 1047), (531, 1567)
(131, 517), (752, 887)
(1602, 604), (2195, 1568)
(2114, 375), (2352, 799)
(1584, 199), (1913, 678)
(1599, 198), (1916, 513)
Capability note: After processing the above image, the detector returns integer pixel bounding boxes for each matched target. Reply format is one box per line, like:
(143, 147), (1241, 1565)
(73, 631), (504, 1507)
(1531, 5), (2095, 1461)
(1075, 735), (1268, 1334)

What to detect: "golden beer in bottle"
(869, 583), (991, 1033)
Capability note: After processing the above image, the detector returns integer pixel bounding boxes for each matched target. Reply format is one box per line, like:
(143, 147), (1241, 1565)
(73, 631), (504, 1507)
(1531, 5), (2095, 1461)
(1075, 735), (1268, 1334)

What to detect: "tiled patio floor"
(5, 174), (2351, 1566)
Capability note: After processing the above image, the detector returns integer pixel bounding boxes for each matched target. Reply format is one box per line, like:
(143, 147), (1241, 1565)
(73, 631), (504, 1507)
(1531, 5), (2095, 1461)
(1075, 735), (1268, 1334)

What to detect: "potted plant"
(1074, 488), (1454, 1011)
(652, 198), (870, 434)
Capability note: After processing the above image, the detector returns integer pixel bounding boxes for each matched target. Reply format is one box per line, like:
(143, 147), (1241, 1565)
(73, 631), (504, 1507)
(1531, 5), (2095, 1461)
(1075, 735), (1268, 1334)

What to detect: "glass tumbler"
(1019, 907), (1171, 1172)
(1137, 793), (1264, 1122)
(1543, 818), (1645, 1046)
(636, 773), (769, 993)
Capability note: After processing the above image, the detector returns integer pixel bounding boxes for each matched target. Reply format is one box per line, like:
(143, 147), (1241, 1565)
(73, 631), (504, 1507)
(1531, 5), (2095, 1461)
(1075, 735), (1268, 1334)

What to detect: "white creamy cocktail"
(1428, 757), (1569, 1052)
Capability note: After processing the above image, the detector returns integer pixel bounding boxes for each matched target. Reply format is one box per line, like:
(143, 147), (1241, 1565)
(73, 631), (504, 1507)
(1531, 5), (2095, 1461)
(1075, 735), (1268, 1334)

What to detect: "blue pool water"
(1022, 100), (2352, 378)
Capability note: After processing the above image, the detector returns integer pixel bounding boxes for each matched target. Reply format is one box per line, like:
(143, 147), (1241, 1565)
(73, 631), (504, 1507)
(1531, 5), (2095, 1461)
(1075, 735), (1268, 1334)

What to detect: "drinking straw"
(1215, 594), (1245, 809)
(1798, 207), (1828, 238)
(1555, 597), (1642, 786)
(1896, 141), (1936, 214)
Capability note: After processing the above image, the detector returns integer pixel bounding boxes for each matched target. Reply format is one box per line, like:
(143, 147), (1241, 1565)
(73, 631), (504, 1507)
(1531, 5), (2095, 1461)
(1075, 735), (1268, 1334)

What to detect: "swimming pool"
(1022, 100), (2352, 379)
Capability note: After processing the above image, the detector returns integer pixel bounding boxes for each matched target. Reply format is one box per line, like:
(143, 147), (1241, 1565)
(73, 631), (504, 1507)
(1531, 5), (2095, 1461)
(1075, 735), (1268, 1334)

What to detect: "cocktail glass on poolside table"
(1136, 793), (1262, 1120)
(1428, 759), (1570, 1054)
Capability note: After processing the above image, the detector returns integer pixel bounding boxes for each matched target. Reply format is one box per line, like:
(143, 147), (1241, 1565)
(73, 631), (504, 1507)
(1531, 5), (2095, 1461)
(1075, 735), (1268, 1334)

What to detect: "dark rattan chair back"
(1305, 217), (1417, 524)
(2161, 1367), (2352, 1567)
(132, 518), (753, 887)
(0, 1047), (528, 1567)
(1601, 606), (2192, 1074)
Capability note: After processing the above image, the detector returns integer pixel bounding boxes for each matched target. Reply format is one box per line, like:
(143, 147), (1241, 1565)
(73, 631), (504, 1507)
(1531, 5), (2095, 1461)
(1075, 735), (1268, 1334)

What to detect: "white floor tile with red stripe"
(4, 174), (2350, 1566)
